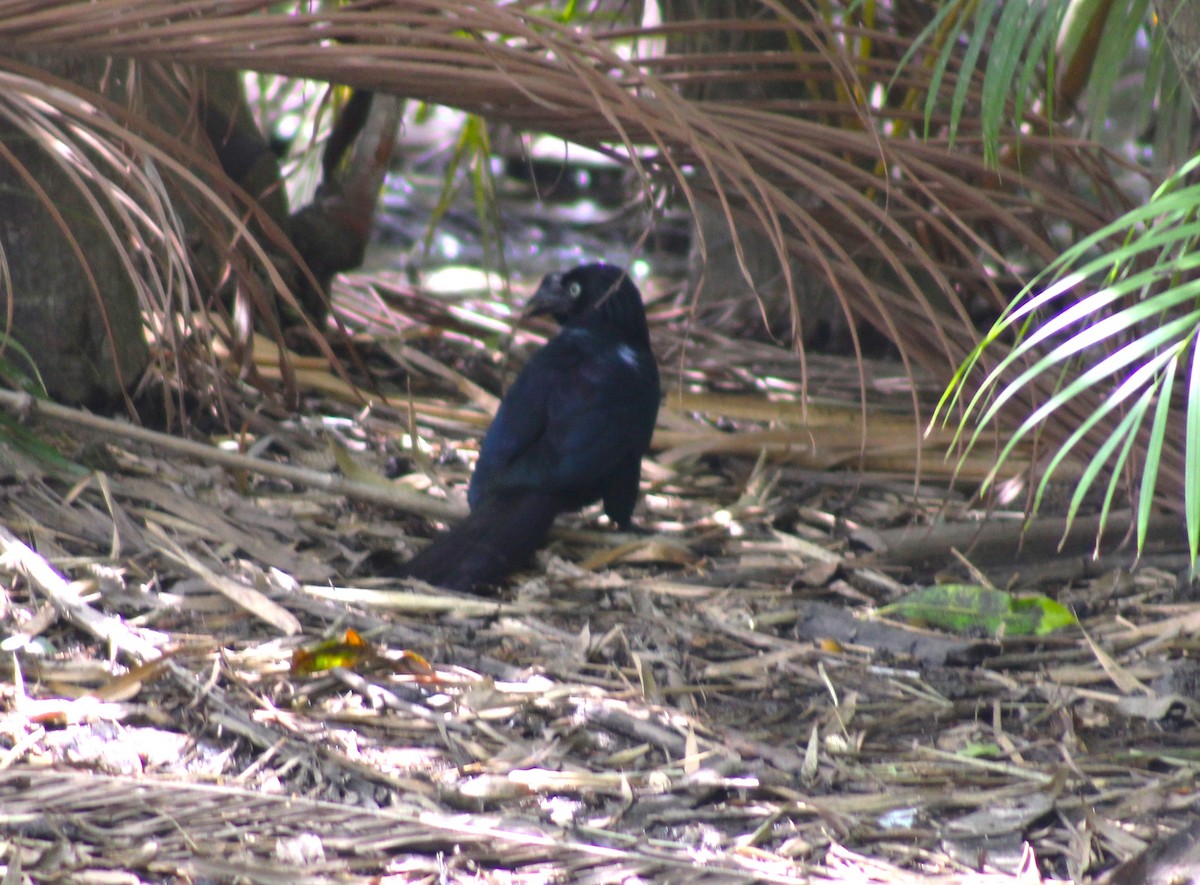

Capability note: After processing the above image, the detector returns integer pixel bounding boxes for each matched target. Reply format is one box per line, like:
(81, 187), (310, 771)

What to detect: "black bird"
(400, 263), (660, 593)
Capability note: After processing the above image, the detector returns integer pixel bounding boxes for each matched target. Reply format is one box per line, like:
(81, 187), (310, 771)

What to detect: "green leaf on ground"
(879, 584), (1077, 636)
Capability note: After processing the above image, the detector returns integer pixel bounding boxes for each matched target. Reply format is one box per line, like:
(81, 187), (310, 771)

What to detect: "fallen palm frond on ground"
(0, 274), (1196, 883)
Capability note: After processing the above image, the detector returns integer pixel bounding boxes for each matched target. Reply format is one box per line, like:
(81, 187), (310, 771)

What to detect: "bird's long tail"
(398, 493), (561, 593)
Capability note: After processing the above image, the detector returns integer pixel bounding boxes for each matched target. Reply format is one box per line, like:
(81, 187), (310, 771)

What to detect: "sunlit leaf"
(1187, 335), (1200, 566)
(291, 628), (375, 675)
(291, 629), (436, 678)
(1137, 359), (1179, 554)
(880, 585), (1077, 636)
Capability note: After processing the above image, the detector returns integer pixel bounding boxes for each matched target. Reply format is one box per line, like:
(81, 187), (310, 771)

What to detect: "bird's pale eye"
(568, 281), (583, 299)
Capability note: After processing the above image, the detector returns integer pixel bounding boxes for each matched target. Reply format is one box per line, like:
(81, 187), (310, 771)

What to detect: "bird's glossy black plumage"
(400, 263), (660, 593)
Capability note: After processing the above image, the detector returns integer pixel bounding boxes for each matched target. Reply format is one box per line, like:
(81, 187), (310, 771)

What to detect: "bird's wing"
(470, 328), (656, 503)
(468, 347), (555, 506)
(541, 332), (657, 492)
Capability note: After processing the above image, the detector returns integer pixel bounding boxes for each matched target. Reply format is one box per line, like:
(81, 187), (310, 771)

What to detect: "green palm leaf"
(941, 154), (1200, 566)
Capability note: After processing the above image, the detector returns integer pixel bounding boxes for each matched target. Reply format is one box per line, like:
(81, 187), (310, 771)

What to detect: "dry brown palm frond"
(0, 2), (1121, 341)
(0, 51), (377, 416)
(0, 62), (268, 410)
(0, 1), (1145, 496)
(0, 61), (195, 407)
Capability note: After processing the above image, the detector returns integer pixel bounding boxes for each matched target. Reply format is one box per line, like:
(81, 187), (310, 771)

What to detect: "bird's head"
(524, 263), (649, 342)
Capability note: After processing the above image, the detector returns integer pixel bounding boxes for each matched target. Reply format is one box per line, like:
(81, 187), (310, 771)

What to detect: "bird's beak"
(523, 273), (569, 319)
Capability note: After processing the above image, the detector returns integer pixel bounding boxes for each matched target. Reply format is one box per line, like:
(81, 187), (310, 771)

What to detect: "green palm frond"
(938, 153), (1200, 563)
(897, 0), (1181, 168)
(422, 113), (507, 281)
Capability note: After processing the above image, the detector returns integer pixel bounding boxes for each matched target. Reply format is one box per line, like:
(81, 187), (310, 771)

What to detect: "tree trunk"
(659, 0), (849, 349)
(0, 56), (149, 405)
